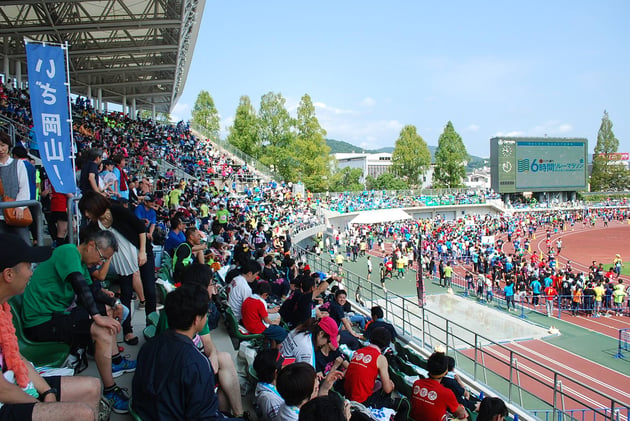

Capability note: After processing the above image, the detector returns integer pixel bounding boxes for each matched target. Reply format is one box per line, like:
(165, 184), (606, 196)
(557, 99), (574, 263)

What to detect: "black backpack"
(279, 290), (302, 326)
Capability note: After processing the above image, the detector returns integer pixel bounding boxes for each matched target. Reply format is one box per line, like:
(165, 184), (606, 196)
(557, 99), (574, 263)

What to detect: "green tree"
(366, 172), (408, 190)
(433, 121), (468, 188)
(590, 111), (625, 191)
(191, 90), (220, 140)
(329, 167), (364, 192)
(138, 109), (171, 124)
(226, 95), (260, 159)
(258, 92), (296, 180)
(391, 125), (431, 187)
(294, 94), (331, 191)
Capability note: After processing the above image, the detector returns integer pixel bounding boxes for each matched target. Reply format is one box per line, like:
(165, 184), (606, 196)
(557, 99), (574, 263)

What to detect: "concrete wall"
(325, 203), (505, 228)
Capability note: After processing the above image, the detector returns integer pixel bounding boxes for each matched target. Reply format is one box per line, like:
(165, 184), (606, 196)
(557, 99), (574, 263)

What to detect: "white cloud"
(492, 121), (573, 139)
(313, 102), (357, 115)
(220, 115), (234, 138)
(466, 124), (480, 132)
(323, 117), (404, 148)
(557, 123), (573, 133)
(494, 130), (525, 137)
(170, 102), (191, 123)
(531, 121), (574, 135)
(360, 97), (376, 107)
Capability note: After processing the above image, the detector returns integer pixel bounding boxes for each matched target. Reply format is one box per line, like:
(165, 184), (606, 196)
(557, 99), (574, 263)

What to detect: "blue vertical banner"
(25, 41), (76, 194)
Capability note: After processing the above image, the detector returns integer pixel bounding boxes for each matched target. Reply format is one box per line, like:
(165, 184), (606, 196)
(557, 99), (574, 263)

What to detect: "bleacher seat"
(9, 295), (71, 367)
(223, 307), (263, 351)
(142, 325), (157, 341)
(158, 252), (173, 282)
(394, 341), (429, 370)
(146, 311), (160, 327)
(388, 367), (413, 399)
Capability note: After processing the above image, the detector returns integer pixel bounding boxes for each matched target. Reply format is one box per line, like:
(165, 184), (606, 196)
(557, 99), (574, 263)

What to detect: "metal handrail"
(67, 195), (82, 245)
(0, 200), (44, 245)
(0, 114), (31, 147)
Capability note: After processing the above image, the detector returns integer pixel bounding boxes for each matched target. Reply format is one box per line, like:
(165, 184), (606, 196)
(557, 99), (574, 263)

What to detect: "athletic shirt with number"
(344, 345), (380, 403)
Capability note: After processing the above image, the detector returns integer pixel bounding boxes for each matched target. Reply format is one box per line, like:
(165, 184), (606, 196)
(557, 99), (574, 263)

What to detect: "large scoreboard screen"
(490, 137), (588, 193)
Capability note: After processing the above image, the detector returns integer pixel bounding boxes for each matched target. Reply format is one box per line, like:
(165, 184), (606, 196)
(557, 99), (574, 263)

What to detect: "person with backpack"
(173, 227), (205, 283)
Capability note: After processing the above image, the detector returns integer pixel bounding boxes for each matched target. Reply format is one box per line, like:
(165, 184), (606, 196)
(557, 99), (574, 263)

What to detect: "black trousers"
(119, 246), (156, 335)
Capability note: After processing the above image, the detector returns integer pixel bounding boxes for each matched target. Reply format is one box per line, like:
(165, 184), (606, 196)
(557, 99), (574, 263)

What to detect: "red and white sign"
(595, 153), (629, 161)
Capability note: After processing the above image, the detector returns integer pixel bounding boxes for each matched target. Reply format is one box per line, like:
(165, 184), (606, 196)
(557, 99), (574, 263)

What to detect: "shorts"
(24, 307), (93, 349)
(0, 403), (35, 420)
(0, 376), (61, 420)
(49, 211), (68, 223)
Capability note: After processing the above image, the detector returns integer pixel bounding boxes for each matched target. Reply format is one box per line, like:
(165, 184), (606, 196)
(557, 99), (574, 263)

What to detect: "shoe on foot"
(103, 385), (129, 414)
(112, 357), (137, 378)
(124, 335), (139, 345)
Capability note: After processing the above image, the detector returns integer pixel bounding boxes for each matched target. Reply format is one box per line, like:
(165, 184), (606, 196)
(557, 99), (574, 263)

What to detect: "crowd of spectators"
(323, 206), (629, 317)
(320, 190), (500, 214)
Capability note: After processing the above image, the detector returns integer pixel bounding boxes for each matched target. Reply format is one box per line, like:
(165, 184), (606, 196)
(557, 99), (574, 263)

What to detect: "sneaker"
(98, 397), (112, 421)
(112, 357), (137, 378)
(103, 385), (129, 414)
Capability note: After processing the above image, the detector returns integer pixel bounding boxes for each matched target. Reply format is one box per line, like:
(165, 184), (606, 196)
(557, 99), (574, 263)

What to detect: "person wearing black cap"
(410, 352), (468, 421)
(0, 233), (101, 420)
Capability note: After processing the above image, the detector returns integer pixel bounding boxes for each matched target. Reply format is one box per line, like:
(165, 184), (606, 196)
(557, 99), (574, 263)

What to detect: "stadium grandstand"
(1, 2), (629, 421)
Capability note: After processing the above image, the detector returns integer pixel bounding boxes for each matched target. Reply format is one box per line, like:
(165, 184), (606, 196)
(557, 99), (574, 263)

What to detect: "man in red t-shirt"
(544, 285), (558, 317)
(411, 352), (467, 421)
(241, 281), (287, 346)
(344, 328), (410, 421)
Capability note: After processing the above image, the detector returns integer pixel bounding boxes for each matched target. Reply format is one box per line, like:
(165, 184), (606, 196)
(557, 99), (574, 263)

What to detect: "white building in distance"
(333, 152), (434, 188)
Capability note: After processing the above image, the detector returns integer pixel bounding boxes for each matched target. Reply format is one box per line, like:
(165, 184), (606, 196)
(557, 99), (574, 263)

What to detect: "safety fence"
(416, 263), (630, 321)
(615, 328), (630, 359)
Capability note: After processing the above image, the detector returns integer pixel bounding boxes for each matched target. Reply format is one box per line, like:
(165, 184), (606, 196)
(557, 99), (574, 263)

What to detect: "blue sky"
(172, 1), (629, 158)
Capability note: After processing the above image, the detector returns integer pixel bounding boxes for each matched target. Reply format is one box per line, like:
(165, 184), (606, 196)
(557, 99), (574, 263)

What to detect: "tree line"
(192, 91), (628, 193)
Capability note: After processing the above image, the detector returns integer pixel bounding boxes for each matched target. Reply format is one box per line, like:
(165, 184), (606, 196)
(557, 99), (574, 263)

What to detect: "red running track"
(461, 339), (630, 410)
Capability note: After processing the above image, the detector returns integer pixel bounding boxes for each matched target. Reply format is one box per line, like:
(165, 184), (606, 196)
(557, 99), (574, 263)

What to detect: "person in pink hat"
(280, 317), (339, 368)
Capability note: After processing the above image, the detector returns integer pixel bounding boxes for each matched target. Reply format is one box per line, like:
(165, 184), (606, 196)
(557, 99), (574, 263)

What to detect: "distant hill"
(326, 138), (487, 168)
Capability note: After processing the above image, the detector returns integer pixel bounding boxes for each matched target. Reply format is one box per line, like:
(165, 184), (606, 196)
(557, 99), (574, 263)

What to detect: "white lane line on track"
(509, 341), (630, 400)
(481, 345), (614, 411)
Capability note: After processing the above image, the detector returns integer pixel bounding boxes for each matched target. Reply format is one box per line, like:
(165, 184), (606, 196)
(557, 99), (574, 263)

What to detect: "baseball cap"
(0, 234), (52, 271)
(144, 194), (155, 202)
(318, 317), (339, 350)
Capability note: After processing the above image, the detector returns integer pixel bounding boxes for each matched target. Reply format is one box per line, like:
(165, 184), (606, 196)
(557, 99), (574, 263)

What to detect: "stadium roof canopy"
(0, 0), (206, 114)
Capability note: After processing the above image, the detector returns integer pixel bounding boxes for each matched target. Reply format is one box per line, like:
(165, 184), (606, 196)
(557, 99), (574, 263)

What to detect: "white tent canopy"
(349, 208), (412, 224)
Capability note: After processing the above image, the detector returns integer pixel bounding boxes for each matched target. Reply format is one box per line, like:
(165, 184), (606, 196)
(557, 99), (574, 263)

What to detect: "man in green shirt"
(216, 202), (230, 229)
(21, 229), (135, 414)
(0, 233), (102, 420)
(444, 262), (453, 288)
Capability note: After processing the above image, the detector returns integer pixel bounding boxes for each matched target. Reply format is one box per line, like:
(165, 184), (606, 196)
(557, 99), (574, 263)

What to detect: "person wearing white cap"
(0, 233), (101, 420)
